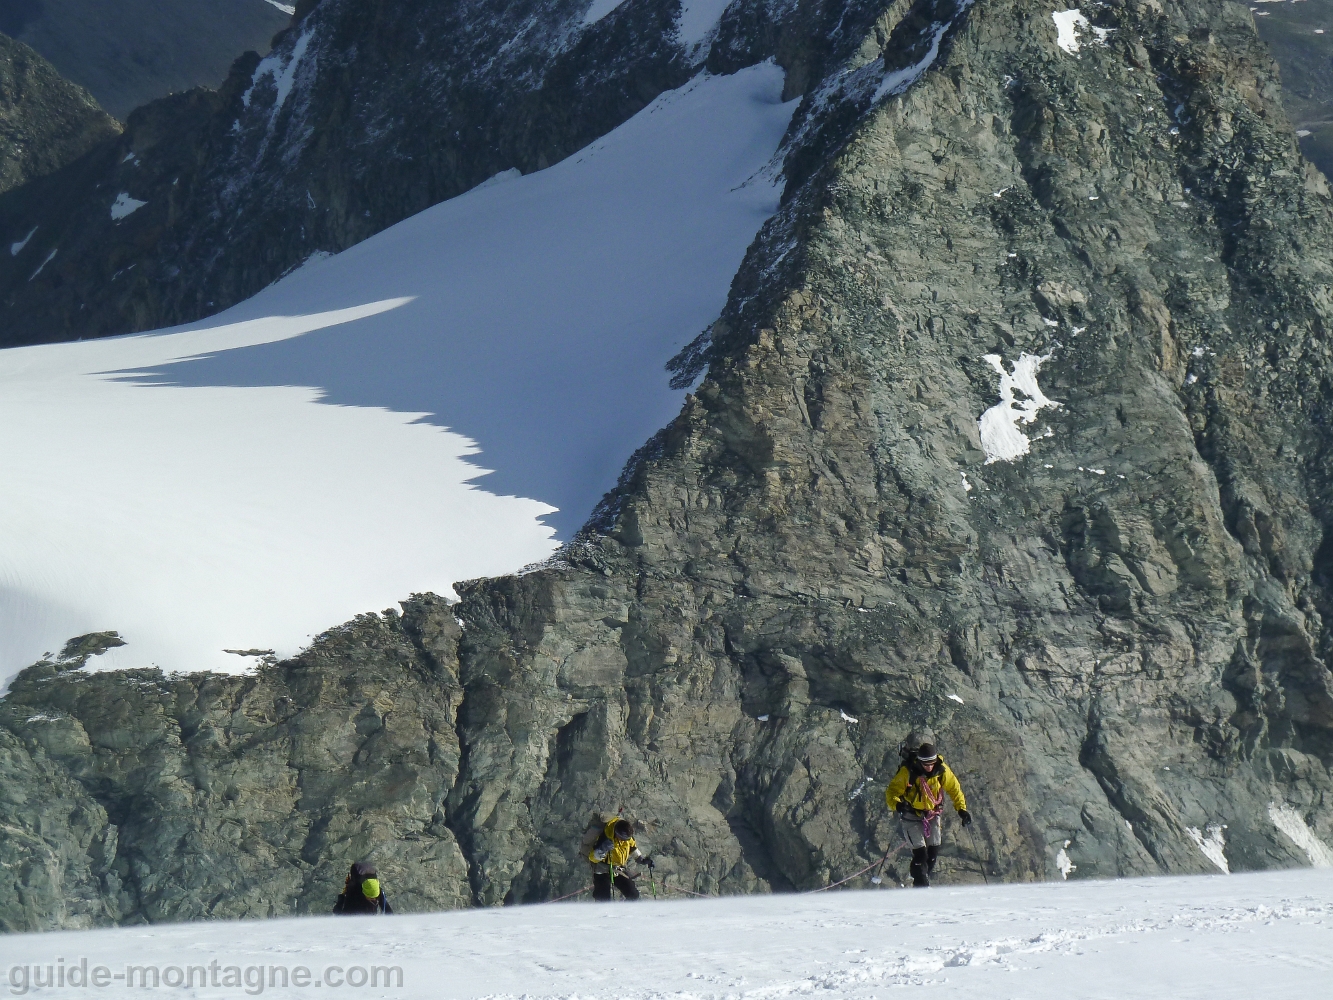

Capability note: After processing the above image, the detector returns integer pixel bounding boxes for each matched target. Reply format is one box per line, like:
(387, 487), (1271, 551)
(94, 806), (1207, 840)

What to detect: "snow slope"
(3, 870), (1331, 997)
(0, 64), (796, 686)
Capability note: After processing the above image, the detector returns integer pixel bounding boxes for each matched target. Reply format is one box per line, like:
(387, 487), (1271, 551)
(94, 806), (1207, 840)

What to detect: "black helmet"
(915, 742), (938, 763)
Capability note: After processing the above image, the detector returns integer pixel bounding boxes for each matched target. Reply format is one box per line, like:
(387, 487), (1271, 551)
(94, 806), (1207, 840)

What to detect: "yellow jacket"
(885, 757), (967, 814)
(587, 820), (641, 869)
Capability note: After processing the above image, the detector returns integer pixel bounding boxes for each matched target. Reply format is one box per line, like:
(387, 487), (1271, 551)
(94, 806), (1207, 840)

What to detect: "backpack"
(580, 811), (619, 855)
(897, 729), (939, 764)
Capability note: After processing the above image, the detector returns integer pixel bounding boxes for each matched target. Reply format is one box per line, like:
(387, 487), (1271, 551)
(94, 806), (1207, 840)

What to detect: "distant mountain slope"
(0, 0), (291, 120)
(0, 32), (119, 194)
(0, 0), (884, 346)
(1252, 0), (1333, 179)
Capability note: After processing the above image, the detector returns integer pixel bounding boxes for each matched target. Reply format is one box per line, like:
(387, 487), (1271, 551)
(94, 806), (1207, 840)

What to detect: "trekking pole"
(867, 844), (893, 885)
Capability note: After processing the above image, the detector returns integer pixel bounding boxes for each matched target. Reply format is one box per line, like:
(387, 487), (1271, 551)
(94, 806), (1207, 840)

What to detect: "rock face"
(0, 0), (292, 121)
(0, 607), (470, 930)
(0, 32), (119, 196)
(5, 0), (1333, 931)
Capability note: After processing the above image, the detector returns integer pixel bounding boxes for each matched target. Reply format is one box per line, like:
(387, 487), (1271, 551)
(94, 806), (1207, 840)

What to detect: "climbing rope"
(546, 885), (592, 903)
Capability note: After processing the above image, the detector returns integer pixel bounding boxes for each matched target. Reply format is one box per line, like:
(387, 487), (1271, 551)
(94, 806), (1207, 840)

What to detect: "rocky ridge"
(0, 31), (119, 196)
(4, 0), (1333, 931)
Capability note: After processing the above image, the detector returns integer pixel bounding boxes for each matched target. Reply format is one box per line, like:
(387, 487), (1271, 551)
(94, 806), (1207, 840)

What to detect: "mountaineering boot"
(910, 848), (931, 887)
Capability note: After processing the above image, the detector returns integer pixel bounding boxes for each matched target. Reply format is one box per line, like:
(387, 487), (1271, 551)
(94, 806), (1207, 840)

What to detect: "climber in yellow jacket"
(885, 731), (972, 887)
(587, 818), (652, 901)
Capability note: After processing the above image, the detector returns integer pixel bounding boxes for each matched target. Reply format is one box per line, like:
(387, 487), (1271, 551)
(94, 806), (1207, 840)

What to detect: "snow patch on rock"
(676, 0), (733, 47)
(1052, 9), (1113, 54)
(583, 0), (629, 25)
(29, 248), (56, 280)
(1056, 840), (1076, 878)
(978, 352), (1059, 463)
(1187, 825), (1230, 873)
(1269, 803), (1333, 867)
(1052, 9), (1090, 52)
(10, 227), (37, 256)
(110, 193), (147, 221)
(874, 22), (950, 101)
(244, 25), (315, 123)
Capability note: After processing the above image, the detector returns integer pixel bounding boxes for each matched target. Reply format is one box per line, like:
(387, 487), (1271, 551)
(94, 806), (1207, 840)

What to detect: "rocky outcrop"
(0, 605), (470, 930)
(4, 0), (1333, 930)
(0, 33), (119, 196)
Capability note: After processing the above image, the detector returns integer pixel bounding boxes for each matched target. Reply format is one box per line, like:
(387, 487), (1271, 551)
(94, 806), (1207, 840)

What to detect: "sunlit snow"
(2, 871), (1331, 997)
(1188, 825), (1231, 874)
(0, 64), (797, 687)
(977, 352), (1059, 463)
(1269, 803), (1333, 867)
(1052, 9), (1090, 53)
(1055, 841), (1076, 879)
(1052, 9), (1113, 53)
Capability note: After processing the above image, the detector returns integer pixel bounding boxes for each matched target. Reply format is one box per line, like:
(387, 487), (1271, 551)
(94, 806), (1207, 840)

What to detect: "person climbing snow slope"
(588, 818), (652, 901)
(332, 860), (394, 914)
(885, 731), (972, 887)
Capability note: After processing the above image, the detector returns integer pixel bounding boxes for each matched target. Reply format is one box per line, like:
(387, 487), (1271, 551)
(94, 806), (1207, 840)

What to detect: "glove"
(642, 857), (655, 870)
(894, 801), (910, 816)
(959, 809), (973, 827)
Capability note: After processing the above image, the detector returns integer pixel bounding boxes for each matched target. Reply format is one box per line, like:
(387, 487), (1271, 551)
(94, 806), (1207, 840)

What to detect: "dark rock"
(0, 32), (120, 195)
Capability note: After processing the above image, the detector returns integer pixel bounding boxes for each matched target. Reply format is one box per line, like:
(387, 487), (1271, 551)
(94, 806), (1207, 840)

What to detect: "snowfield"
(0, 63), (796, 687)
(2, 870), (1331, 997)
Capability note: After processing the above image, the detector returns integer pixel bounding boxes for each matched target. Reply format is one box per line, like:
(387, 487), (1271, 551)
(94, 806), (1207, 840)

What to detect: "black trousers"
(909, 846), (939, 887)
(592, 871), (640, 901)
